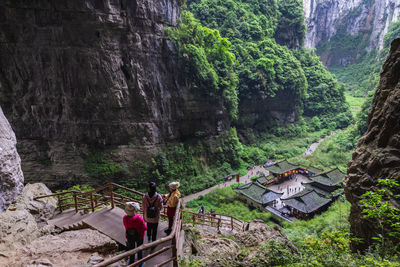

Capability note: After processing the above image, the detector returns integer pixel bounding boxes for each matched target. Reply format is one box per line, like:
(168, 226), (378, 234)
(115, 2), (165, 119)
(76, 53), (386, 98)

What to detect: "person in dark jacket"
(142, 182), (163, 243)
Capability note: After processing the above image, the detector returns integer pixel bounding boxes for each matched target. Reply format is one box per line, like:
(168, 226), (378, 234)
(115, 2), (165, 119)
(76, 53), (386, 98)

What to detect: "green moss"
(84, 151), (124, 177)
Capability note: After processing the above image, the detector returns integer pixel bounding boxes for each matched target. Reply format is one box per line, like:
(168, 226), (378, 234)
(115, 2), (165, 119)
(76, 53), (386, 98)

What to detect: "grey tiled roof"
(282, 188), (331, 214)
(255, 175), (275, 185)
(262, 191), (284, 204)
(235, 182), (267, 205)
(309, 168), (346, 186)
(265, 160), (299, 174)
(235, 182), (283, 205)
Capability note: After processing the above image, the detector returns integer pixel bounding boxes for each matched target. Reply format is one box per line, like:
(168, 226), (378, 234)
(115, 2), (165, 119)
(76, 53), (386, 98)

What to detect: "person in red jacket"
(123, 202), (147, 266)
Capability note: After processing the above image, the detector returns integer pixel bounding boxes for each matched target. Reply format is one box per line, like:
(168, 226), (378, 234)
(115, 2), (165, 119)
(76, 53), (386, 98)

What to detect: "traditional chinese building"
(236, 162), (346, 221)
(235, 182), (283, 211)
(282, 188), (332, 219)
(254, 175), (276, 186)
(263, 160), (322, 185)
(265, 159), (299, 180)
(302, 168), (346, 198)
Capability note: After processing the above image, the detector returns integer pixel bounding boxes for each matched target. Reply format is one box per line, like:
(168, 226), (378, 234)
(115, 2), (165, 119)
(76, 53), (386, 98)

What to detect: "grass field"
(344, 92), (366, 117)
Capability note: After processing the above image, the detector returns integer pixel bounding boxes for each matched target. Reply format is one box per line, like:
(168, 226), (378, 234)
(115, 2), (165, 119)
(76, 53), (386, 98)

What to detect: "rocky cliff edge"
(345, 38), (400, 251)
(0, 106), (23, 212)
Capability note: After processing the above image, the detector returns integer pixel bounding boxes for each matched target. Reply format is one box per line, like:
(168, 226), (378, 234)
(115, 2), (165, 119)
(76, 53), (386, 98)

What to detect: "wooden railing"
(94, 200), (183, 267)
(34, 190), (81, 213)
(35, 183), (245, 267)
(34, 183), (145, 214)
(182, 210), (244, 232)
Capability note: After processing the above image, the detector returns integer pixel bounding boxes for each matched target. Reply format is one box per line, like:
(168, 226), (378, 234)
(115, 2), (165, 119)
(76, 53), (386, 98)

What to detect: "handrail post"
(57, 195), (62, 213)
(90, 192), (94, 212)
(110, 184), (114, 209)
(217, 218), (221, 232)
(192, 214), (196, 226)
(73, 192), (78, 213)
(231, 216), (233, 231)
(172, 234), (178, 267)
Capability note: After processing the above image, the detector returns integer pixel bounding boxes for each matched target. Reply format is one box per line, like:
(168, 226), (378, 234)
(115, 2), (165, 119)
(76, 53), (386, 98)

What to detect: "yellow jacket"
(166, 190), (180, 208)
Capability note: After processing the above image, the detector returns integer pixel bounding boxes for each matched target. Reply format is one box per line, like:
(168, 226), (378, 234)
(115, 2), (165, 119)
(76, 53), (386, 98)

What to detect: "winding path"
(182, 165), (268, 204)
(303, 131), (336, 156)
(183, 131), (336, 204)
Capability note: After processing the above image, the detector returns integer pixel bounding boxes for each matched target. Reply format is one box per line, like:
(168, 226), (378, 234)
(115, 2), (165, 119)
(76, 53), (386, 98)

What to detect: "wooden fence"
(34, 183), (145, 214)
(35, 183), (245, 267)
(94, 200), (183, 267)
(182, 210), (244, 232)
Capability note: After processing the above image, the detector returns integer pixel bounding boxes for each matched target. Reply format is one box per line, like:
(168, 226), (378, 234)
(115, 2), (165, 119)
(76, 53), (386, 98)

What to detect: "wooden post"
(110, 184), (114, 209)
(90, 192), (94, 212)
(57, 195), (62, 212)
(172, 234), (178, 267)
(217, 218), (221, 232)
(192, 214), (196, 226)
(74, 193), (78, 213)
(231, 216), (233, 231)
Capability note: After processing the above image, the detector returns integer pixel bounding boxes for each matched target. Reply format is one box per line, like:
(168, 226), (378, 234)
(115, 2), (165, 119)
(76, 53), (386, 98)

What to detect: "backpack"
(146, 194), (159, 218)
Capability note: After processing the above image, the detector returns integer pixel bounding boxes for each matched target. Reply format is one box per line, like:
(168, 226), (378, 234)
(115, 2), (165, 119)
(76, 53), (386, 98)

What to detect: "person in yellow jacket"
(163, 181), (180, 235)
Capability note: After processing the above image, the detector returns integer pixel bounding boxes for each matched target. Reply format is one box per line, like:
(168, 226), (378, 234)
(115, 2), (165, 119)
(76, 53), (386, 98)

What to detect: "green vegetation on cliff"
(167, 11), (239, 119)
(294, 50), (351, 128)
(177, 0), (351, 129)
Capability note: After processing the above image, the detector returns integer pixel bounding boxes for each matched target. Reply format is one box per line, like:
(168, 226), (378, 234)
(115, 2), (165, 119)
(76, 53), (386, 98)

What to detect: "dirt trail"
(303, 131), (336, 156)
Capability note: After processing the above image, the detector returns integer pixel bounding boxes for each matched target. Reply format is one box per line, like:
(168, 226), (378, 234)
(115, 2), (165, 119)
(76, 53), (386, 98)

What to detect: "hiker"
(142, 182), (163, 243)
(162, 181), (181, 235)
(198, 204), (205, 214)
(123, 202), (147, 266)
(210, 209), (216, 217)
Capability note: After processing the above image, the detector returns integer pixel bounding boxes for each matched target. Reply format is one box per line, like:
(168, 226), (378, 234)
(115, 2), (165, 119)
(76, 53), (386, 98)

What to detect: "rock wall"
(345, 38), (400, 251)
(303, 0), (400, 65)
(0, 106), (24, 212)
(0, 0), (230, 188)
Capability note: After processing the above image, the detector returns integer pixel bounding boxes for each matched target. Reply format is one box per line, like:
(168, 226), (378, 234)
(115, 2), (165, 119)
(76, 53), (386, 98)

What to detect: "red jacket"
(123, 214), (147, 240)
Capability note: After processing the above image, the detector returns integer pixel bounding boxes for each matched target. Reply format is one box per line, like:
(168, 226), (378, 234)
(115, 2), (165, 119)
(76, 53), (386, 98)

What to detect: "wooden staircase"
(36, 183), (245, 267)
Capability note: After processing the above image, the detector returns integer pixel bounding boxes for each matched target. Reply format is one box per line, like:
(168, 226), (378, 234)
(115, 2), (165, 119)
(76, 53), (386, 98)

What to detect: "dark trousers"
(147, 222), (158, 242)
(167, 207), (177, 230)
(127, 234), (143, 265)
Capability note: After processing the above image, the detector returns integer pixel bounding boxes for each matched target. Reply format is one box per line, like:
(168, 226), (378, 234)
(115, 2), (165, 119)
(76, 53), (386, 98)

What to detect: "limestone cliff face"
(345, 38), (400, 251)
(0, 106), (24, 212)
(0, 0), (230, 187)
(303, 0), (400, 66)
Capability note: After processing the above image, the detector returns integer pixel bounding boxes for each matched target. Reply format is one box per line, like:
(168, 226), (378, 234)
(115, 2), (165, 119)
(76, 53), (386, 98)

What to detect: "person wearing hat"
(142, 181), (163, 244)
(123, 202), (147, 266)
(163, 181), (181, 235)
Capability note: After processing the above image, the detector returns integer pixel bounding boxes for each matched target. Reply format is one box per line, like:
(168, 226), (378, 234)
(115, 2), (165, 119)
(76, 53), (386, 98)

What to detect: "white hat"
(125, 202), (140, 216)
(169, 182), (180, 190)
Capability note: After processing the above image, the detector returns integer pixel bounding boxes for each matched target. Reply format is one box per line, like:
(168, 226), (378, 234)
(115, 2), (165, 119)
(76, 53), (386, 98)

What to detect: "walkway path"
(304, 131), (336, 156)
(183, 165), (269, 204)
(49, 207), (173, 266)
(184, 131), (336, 204)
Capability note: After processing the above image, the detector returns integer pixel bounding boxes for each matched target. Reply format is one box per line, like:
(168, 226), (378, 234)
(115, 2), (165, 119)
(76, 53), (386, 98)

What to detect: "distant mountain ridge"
(303, 0), (400, 66)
